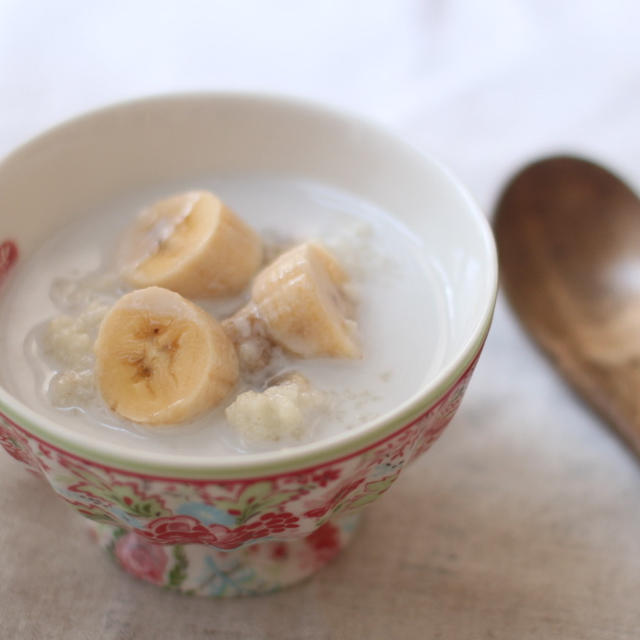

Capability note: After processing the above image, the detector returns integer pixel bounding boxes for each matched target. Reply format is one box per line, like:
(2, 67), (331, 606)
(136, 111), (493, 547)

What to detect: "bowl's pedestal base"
(88, 513), (361, 597)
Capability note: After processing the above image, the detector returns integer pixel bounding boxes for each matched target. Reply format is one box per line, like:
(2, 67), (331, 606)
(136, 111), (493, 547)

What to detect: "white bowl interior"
(0, 93), (496, 471)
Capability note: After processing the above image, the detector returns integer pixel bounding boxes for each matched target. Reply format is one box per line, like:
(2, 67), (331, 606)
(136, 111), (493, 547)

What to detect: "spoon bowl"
(494, 155), (640, 454)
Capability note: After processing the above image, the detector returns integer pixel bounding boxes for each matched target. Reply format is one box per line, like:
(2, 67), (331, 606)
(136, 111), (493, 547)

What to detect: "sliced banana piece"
(118, 190), (262, 297)
(251, 242), (360, 358)
(94, 286), (238, 425)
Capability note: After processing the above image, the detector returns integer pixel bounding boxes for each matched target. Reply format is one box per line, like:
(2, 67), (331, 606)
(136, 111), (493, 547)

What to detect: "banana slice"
(118, 190), (262, 298)
(94, 286), (238, 425)
(251, 242), (360, 358)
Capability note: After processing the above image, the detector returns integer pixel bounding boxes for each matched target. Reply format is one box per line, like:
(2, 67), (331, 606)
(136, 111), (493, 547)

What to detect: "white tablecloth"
(2, 2), (640, 638)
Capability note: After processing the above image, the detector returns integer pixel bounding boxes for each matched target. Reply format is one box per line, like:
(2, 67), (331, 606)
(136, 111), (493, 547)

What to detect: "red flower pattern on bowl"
(137, 515), (217, 545)
(0, 240), (18, 289)
(114, 532), (169, 585)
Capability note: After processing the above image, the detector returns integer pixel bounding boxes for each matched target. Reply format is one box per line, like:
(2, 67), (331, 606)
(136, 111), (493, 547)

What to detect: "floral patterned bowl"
(0, 94), (497, 596)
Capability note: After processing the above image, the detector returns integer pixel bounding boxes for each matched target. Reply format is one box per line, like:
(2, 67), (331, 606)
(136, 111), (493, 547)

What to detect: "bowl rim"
(0, 91), (498, 478)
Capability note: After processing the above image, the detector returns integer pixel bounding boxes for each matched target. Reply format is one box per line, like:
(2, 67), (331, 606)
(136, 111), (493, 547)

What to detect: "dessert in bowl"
(0, 93), (497, 596)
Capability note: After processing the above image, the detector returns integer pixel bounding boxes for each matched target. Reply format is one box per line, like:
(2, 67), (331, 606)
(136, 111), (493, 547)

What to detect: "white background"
(1, 0), (639, 209)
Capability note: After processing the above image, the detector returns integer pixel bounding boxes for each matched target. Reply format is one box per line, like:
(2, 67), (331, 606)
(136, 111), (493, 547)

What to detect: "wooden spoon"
(494, 155), (640, 455)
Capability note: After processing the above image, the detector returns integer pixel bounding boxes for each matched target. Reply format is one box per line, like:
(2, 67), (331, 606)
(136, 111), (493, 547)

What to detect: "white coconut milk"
(0, 176), (451, 456)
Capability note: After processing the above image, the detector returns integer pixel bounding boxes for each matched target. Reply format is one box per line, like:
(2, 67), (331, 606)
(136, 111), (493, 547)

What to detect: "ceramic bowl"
(0, 93), (497, 596)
